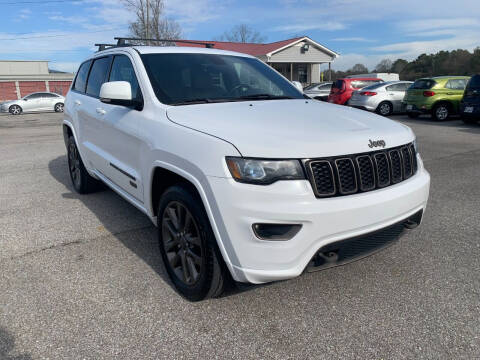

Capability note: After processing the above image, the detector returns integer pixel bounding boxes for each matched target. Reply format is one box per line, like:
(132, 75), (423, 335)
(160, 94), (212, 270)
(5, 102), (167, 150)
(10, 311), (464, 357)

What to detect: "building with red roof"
(175, 36), (339, 85)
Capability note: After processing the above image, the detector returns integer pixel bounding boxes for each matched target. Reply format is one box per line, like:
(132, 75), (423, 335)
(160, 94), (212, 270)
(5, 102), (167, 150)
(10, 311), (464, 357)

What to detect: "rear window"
(411, 79), (436, 89)
(332, 80), (345, 89)
(467, 75), (480, 89)
(350, 80), (382, 89)
(73, 60), (92, 93)
(86, 57), (111, 97)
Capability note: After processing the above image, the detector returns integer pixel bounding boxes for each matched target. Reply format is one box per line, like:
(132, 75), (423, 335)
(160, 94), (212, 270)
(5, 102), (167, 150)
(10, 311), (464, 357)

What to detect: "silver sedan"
(348, 81), (413, 116)
(304, 82), (332, 101)
(0, 92), (65, 115)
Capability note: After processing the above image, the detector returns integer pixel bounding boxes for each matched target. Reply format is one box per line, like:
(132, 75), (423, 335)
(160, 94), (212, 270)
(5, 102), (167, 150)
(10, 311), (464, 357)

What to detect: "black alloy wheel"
(158, 185), (227, 301)
(161, 201), (204, 286)
(66, 136), (102, 194)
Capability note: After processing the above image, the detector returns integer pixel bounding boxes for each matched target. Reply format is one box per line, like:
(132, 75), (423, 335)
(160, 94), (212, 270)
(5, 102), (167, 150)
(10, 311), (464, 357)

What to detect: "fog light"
(252, 223), (302, 241)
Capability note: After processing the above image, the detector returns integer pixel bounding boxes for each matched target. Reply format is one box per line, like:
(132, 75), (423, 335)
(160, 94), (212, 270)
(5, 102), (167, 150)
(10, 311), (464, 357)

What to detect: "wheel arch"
(432, 100), (453, 111)
(148, 161), (242, 280)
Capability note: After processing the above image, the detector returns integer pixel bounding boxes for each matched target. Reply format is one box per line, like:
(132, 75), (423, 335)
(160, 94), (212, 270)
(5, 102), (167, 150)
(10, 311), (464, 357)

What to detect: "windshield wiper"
(238, 94), (295, 100)
(172, 98), (243, 106)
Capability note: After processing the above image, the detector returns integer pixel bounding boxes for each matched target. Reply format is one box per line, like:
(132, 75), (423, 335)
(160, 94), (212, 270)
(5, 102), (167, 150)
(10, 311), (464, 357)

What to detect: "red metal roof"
(175, 37), (305, 56)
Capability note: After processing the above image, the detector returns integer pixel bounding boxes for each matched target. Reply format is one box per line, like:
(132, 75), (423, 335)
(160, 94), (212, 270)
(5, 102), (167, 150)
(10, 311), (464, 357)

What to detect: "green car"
(404, 76), (470, 121)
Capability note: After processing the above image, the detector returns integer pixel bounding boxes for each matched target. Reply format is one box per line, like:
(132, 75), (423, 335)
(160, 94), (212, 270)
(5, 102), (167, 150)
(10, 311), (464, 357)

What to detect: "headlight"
(226, 157), (305, 184)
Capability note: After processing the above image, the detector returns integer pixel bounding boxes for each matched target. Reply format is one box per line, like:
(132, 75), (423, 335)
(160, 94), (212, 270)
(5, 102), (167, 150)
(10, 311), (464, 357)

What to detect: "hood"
(166, 99), (414, 158)
(1, 100), (15, 106)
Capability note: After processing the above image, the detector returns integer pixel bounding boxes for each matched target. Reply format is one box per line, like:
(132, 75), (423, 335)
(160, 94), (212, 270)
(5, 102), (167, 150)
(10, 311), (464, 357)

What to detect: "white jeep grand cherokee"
(63, 42), (430, 301)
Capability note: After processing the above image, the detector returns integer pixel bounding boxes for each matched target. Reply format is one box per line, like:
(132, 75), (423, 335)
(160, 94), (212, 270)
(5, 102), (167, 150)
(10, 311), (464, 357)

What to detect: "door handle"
(74, 100), (81, 106)
(96, 108), (106, 115)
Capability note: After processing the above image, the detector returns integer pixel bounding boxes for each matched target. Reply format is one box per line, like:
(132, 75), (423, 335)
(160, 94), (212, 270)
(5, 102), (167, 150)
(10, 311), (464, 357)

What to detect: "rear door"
(445, 78), (469, 112)
(69, 59), (92, 161)
(386, 82), (410, 112)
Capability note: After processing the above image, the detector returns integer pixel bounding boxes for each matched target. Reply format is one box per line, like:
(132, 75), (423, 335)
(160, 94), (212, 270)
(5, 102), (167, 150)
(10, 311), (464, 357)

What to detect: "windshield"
(141, 53), (304, 105)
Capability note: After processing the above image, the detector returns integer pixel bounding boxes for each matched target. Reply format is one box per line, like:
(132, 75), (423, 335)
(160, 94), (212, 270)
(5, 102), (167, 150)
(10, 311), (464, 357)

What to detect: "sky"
(1, 0), (480, 73)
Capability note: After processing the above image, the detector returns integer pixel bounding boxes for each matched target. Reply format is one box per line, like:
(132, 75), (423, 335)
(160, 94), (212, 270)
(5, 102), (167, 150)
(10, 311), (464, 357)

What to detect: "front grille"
(306, 142), (418, 198)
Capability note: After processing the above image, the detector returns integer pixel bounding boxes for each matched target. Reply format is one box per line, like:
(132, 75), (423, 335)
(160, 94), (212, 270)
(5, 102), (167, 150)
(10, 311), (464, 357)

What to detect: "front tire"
(158, 185), (226, 301)
(67, 136), (102, 194)
(376, 101), (393, 116)
(9, 105), (22, 115)
(433, 103), (450, 121)
(54, 103), (64, 113)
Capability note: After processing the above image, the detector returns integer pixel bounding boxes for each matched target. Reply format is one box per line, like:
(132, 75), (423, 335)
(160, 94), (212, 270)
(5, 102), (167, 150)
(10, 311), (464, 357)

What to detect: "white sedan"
(1, 92), (65, 115)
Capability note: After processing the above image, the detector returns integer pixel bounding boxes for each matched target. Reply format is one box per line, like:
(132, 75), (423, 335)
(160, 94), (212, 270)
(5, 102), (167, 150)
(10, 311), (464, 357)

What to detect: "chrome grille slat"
(306, 142), (417, 198)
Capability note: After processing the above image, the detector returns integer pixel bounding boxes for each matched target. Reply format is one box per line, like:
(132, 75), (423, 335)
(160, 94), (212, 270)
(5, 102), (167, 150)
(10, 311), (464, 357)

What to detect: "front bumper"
(208, 155), (430, 284)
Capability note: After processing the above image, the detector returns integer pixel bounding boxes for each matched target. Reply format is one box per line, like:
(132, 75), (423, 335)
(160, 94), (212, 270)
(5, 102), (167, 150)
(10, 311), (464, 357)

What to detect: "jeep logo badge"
(368, 139), (386, 148)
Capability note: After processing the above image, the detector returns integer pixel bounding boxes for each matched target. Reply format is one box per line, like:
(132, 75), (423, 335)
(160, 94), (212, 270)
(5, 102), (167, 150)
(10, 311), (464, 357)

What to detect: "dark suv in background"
(460, 74), (480, 124)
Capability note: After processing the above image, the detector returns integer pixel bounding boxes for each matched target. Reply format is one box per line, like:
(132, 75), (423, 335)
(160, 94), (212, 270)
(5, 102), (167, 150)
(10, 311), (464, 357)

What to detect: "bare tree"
(375, 59), (393, 73)
(350, 63), (369, 74)
(122, 0), (181, 45)
(216, 24), (266, 43)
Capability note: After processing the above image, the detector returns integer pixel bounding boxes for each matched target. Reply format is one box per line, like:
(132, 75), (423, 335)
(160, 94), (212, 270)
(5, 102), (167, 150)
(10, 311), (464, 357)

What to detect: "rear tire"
(376, 101), (393, 116)
(67, 136), (102, 194)
(54, 103), (64, 113)
(9, 105), (22, 115)
(407, 112), (419, 119)
(158, 185), (227, 301)
(433, 103), (450, 121)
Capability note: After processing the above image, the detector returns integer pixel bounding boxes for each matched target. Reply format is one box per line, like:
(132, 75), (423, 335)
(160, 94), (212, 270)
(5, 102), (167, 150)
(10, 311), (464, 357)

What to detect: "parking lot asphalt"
(1, 111), (479, 359)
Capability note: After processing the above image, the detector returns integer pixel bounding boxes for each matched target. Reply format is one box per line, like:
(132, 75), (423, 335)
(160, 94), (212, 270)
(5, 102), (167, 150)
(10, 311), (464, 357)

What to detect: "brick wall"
(0, 82), (17, 102)
(19, 81), (46, 97)
(0, 80), (72, 101)
(49, 81), (72, 96)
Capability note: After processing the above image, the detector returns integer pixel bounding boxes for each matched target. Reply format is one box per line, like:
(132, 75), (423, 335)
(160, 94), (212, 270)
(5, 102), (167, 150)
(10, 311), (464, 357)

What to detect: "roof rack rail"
(94, 43), (117, 52)
(114, 37), (215, 48)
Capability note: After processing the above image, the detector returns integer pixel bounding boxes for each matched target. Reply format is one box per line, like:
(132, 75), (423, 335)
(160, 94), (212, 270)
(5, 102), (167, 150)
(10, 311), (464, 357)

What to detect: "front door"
(91, 54), (144, 202)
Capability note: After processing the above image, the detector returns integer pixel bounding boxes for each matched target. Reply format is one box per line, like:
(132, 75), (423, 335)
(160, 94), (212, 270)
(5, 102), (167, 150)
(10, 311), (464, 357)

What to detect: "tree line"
(329, 48), (480, 81)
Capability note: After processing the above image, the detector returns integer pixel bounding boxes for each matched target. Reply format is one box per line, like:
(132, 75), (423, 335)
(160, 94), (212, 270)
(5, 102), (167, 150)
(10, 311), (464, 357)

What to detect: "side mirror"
(100, 81), (138, 107)
(292, 81), (303, 93)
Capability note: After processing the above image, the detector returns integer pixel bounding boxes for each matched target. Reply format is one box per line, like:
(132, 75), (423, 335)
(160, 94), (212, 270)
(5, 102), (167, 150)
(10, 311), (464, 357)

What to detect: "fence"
(0, 80), (72, 102)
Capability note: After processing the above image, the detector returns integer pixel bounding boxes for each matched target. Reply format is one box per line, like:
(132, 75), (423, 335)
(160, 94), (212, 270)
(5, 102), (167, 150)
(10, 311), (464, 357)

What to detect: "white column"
(15, 81), (21, 99)
(46, 81), (50, 92)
